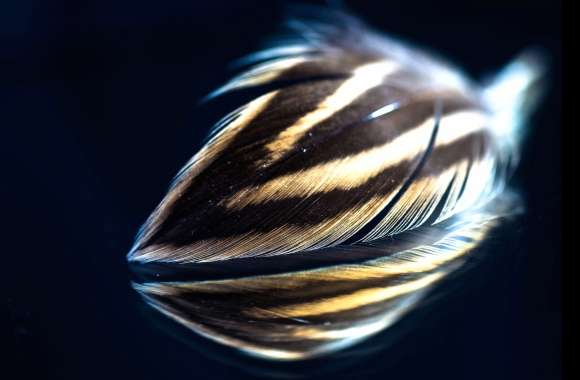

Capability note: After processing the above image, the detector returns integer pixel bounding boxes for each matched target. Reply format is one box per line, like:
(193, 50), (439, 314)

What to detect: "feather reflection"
(131, 193), (518, 361)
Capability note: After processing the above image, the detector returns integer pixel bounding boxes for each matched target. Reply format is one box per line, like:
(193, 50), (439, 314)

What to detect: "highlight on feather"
(132, 192), (519, 360)
(126, 7), (543, 265)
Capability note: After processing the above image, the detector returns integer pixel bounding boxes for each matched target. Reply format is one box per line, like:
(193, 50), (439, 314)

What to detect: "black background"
(3, 1), (561, 379)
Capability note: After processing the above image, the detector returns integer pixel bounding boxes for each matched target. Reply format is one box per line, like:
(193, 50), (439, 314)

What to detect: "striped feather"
(126, 8), (543, 265)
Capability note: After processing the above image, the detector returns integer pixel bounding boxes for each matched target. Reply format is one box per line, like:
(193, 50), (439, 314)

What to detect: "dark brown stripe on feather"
(144, 130), (494, 247)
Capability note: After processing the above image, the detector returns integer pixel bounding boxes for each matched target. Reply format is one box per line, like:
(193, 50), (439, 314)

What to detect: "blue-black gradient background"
(3, 1), (561, 379)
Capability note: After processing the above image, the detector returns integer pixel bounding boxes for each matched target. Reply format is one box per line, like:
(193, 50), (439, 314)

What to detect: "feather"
(132, 193), (519, 360)
(126, 8), (543, 265)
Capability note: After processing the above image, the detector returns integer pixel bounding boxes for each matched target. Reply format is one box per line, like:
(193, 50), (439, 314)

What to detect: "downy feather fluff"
(127, 8), (543, 265)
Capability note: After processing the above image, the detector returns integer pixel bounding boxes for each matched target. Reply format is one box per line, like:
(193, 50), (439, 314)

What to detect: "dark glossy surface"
(4, 1), (561, 379)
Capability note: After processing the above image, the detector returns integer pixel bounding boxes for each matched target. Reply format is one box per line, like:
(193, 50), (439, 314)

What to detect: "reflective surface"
(5, 1), (561, 379)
